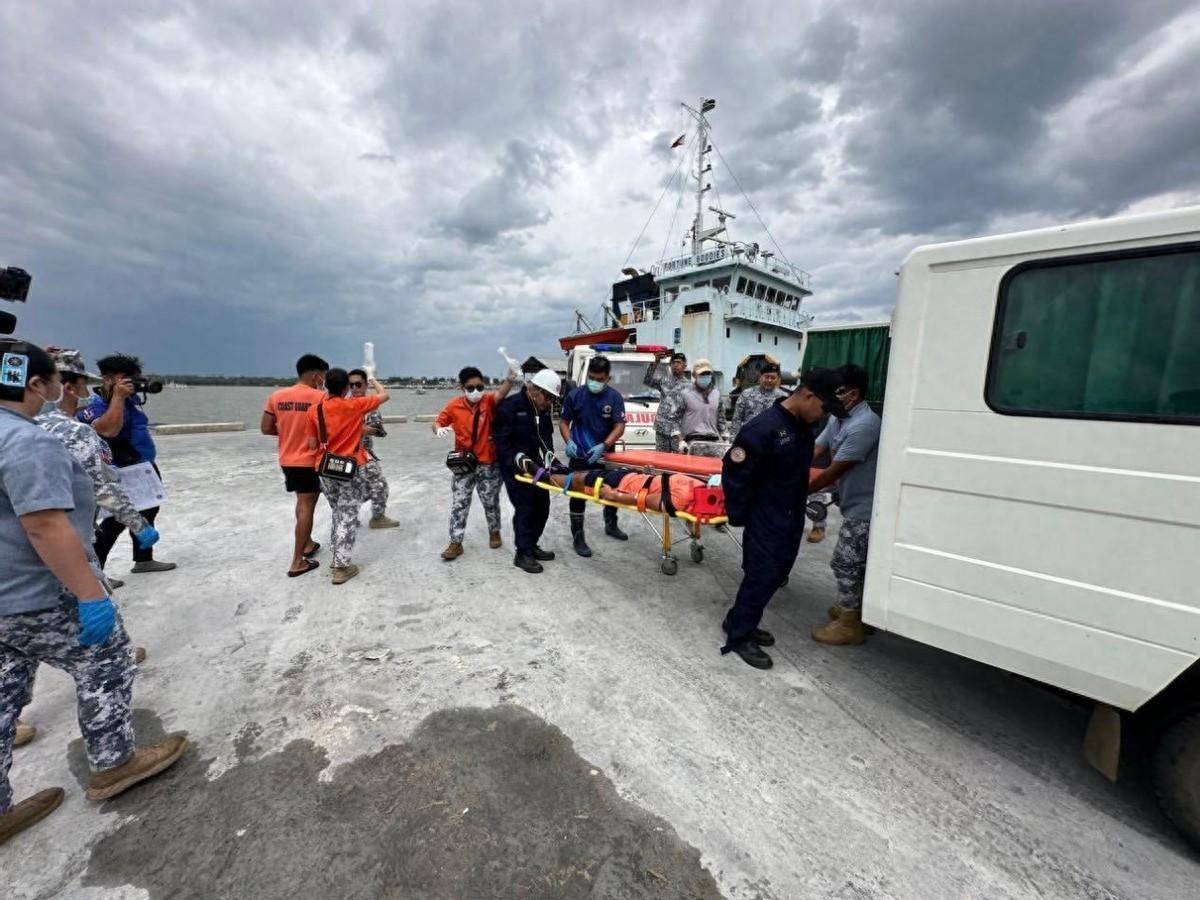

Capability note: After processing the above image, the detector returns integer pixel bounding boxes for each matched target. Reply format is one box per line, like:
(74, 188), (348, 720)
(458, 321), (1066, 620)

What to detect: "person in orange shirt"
(262, 354), (328, 578)
(305, 367), (390, 584)
(432, 365), (515, 561)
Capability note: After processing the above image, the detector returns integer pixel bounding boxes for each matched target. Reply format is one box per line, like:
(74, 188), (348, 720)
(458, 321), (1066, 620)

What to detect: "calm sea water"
(144, 385), (461, 426)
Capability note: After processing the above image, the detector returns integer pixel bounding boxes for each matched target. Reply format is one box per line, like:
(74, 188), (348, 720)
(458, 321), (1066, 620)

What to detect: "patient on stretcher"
(516, 455), (699, 514)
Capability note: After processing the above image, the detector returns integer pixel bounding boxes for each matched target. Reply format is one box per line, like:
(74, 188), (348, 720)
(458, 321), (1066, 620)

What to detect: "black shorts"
(282, 465), (321, 494)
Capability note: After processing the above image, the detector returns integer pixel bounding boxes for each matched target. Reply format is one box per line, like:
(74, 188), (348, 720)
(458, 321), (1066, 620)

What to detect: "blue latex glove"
(586, 443), (605, 465)
(707, 474), (722, 487)
(565, 439), (580, 459)
(77, 598), (116, 647)
(134, 525), (160, 549)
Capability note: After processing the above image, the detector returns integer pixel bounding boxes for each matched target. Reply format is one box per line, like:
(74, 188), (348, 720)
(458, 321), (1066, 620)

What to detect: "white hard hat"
(529, 368), (561, 397)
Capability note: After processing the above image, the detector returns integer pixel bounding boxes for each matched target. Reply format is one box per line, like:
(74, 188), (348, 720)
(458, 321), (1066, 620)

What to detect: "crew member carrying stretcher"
(719, 368), (844, 670)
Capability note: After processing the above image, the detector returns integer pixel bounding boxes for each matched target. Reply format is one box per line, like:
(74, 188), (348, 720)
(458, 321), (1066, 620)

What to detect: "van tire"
(1152, 711), (1200, 850)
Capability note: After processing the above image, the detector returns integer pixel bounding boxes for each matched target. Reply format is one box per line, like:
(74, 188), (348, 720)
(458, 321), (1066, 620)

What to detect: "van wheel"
(1152, 711), (1200, 850)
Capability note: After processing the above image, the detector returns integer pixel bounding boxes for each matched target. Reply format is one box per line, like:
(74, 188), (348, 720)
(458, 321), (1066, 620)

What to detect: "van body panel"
(866, 207), (1200, 711)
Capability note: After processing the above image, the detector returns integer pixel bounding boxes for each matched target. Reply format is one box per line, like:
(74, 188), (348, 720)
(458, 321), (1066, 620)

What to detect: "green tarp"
(802, 325), (891, 405)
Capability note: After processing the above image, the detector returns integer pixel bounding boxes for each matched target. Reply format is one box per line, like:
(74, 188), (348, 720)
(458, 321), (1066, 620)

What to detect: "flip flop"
(303, 542), (321, 557)
(287, 559), (320, 578)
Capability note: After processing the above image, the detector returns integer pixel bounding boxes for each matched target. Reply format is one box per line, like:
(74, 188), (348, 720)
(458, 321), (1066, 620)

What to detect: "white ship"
(562, 98), (814, 400)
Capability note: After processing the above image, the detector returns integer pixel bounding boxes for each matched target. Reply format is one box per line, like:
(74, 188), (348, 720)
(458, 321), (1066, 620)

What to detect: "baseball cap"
(798, 367), (842, 404)
(52, 348), (88, 378)
(693, 358), (714, 375)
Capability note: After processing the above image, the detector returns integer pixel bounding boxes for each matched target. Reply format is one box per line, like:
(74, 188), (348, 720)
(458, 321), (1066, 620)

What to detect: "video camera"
(0, 267), (32, 335)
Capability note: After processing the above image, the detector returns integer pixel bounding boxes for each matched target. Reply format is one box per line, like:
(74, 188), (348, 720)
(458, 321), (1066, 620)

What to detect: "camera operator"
(77, 354), (175, 574)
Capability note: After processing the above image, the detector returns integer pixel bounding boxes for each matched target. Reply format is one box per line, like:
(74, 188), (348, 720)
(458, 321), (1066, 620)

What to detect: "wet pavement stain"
(82, 705), (725, 899)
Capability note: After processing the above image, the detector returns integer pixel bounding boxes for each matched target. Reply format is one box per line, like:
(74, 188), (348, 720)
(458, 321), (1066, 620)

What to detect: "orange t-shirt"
(434, 393), (498, 464)
(265, 384), (327, 467)
(306, 395), (384, 467)
(616, 471), (697, 512)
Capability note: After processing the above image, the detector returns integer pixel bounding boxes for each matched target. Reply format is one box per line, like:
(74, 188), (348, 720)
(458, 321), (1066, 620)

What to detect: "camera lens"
(143, 380), (164, 394)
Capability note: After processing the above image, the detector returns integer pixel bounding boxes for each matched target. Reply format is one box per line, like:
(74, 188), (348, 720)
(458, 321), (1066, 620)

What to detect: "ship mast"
(682, 98), (729, 256)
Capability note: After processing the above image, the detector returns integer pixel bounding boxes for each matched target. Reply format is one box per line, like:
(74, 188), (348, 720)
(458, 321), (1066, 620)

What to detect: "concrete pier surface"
(6, 426), (1198, 898)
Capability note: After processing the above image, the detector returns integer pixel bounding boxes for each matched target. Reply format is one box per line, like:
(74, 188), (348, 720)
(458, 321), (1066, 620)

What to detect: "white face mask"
(465, 387), (484, 404)
(35, 378), (64, 409)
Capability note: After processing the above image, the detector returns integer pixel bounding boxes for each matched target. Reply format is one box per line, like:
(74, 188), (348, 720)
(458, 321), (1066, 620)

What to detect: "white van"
(864, 205), (1200, 846)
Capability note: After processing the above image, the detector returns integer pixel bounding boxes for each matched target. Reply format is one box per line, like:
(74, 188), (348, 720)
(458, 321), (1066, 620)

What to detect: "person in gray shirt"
(674, 358), (726, 451)
(0, 339), (187, 846)
(807, 364), (881, 646)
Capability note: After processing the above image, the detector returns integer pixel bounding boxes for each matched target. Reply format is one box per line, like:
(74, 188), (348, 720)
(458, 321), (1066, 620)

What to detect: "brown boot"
(369, 514), (399, 529)
(441, 542), (463, 561)
(488, 531), (502, 549)
(14, 721), (37, 748)
(330, 564), (360, 585)
(86, 733), (188, 801)
(812, 608), (866, 646)
(0, 788), (64, 846)
(827, 604), (845, 621)
(807, 526), (826, 543)
(134, 647), (147, 665)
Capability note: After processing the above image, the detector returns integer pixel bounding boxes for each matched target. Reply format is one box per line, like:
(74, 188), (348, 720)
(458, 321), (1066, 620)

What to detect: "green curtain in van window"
(990, 249), (1200, 421)
(803, 326), (891, 404)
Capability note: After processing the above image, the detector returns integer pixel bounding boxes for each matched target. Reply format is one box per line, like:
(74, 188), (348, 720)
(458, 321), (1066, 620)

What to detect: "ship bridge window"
(683, 301), (710, 315)
(693, 280), (709, 289)
(755, 283), (767, 300)
(713, 276), (731, 292)
(736, 276), (748, 294)
(767, 288), (777, 303)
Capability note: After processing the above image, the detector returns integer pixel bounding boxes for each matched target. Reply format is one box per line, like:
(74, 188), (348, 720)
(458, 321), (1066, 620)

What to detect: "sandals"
(287, 559), (320, 578)
(303, 542), (321, 557)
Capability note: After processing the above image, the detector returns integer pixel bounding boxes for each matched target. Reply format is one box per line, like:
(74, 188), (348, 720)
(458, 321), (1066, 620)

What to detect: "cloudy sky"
(3, 0), (1200, 376)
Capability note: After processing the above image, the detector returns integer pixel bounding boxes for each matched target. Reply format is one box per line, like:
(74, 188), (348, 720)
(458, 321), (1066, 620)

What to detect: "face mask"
(465, 388), (484, 404)
(824, 400), (849, 420)
(586, 379), (605, 394)
(34, 379), (63, 410)
(696, 374), (712, 389)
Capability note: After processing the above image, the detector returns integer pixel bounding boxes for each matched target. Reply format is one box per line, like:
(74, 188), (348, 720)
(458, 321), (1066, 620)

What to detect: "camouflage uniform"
(36, 408), (149, 535)
(360, 411), (389, 519)
(448, 464), (502, 544)
(731, 386), (788, 436)
(321, 472), (367, 567)
(643, 362), (686, 452)
(830, 517), (871, 609)
(0, 591), (136, 812)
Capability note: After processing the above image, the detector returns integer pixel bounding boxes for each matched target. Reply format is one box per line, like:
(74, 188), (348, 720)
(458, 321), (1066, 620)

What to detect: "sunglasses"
(349, 381), (366, 388)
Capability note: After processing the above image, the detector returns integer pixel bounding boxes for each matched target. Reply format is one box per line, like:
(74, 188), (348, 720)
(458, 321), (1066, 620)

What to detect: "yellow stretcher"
(515, 468), (731, 576)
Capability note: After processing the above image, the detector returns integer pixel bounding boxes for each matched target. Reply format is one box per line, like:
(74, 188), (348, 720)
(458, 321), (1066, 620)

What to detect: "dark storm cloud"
(1, 1), (1198, 373)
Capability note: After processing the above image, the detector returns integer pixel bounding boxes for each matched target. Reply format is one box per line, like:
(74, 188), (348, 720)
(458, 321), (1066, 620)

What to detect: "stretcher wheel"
(661, 557), (678, 576)
(690, 545), (704, 564)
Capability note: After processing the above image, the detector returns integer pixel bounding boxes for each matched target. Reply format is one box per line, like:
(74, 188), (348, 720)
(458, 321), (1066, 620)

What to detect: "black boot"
(570, 513), (592, 557)
(722, 616), (775, 647)
(729, 639), (773, 670)
(604, 510), (628, 541)
(513, 551), (543, 574)
(532, 545), (555, 561)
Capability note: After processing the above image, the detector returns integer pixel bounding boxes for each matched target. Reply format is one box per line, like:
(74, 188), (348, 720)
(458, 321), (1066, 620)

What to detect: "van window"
(987, 244), (1200, 424)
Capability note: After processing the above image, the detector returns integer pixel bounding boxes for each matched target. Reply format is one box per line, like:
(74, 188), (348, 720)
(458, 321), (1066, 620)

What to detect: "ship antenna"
(681, 98), (722, 255)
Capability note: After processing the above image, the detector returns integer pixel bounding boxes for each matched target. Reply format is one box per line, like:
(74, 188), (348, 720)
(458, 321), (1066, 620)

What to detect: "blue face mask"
(696, 374), (713, 389)
(586, 379), (605, 394)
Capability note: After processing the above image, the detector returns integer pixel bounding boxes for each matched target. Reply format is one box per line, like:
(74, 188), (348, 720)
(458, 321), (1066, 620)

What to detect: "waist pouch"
(446, 405), (483, 475)
(316, 403), (357, 482)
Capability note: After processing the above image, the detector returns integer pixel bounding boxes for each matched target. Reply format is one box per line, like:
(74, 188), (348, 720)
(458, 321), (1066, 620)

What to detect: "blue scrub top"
(561, 384), (626, 449)
(78, 394), (156, 465)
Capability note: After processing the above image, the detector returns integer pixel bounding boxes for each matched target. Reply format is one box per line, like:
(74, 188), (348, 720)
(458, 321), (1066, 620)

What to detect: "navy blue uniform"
(720, 400), (815, 649)
(561, 385), (626, 526)
(493, 388), (556, 556)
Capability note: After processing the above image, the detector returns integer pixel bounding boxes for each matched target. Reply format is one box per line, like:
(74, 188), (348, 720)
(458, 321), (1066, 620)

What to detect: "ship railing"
(725, 298), (812, 330)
